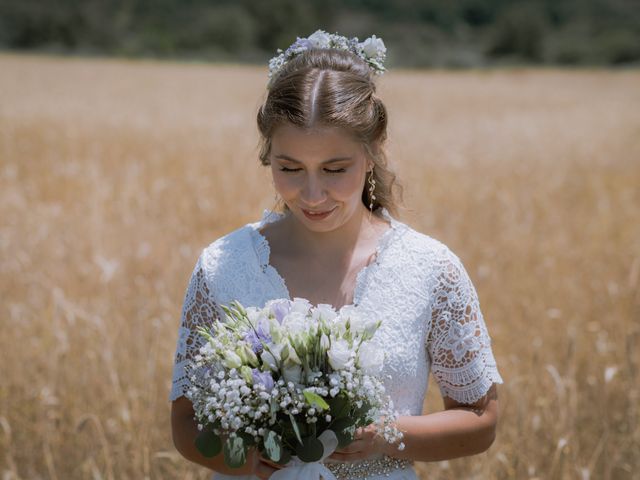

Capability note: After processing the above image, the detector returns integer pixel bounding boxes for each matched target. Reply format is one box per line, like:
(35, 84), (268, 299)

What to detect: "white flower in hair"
(267, 29), (387, 85)
(307, 29), (331, 48)
(362, 35), (386, 58)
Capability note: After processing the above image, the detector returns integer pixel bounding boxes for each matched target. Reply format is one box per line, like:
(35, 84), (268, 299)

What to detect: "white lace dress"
(170, 208), (503, 480)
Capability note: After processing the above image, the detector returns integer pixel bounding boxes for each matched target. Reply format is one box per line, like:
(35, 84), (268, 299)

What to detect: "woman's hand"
(327, 425), (386, 463)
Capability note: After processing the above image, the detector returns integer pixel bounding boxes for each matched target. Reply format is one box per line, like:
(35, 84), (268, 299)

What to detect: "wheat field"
(0, 53), (638, 479)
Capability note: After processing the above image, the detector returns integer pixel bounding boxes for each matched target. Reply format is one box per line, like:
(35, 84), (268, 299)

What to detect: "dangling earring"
(368, 168), (376, 220)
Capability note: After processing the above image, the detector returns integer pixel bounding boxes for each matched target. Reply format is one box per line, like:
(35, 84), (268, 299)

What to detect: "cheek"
(272, 173), (299, 197)
(330, 174), (365, 199)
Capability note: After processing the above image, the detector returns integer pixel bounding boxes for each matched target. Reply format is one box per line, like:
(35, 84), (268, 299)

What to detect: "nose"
(301, 174), (327, 207)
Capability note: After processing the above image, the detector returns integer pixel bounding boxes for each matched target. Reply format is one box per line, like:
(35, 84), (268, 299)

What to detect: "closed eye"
(279, 167), (347, 174)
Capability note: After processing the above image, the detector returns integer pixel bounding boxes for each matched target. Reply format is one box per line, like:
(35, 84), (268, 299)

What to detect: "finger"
(260, 457), (283, 470)
(334, 440), (366, 454)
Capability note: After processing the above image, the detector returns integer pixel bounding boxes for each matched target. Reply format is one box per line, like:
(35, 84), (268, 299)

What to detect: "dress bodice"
(170, 208), (503, 479)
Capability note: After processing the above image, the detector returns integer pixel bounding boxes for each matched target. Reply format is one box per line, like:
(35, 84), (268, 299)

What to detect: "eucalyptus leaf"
(264, 430), (282, 462)
(295, 435), (324, 462)
(223, 436), (246, 468)
(195, 430), (222, 458)
(289, 413), (303, 445)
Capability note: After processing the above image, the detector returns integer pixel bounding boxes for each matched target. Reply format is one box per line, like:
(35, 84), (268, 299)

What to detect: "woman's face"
(269, 124), (372, 233)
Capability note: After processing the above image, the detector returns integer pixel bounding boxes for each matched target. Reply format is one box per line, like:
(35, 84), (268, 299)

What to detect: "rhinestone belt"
(324, 456), (413, 479)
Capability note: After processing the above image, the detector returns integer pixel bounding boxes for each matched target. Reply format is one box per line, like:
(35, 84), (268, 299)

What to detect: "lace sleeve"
(169, 251), (221, 401)
(427, 248), (503, 405)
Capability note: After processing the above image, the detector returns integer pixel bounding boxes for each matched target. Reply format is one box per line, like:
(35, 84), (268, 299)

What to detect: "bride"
(170, 30), (503, 480)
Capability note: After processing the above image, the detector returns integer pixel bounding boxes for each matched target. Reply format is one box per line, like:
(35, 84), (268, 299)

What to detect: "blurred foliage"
(0, 0), (639, 66)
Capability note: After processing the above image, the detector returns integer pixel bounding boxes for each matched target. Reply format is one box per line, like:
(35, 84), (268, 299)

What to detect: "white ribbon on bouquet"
(270, 430), (339, 480)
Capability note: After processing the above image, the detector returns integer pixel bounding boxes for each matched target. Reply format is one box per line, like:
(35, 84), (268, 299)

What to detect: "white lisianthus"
(350, 315), (379, 338)
(320, 333), (330, 351)
(246, 307), (261, 324)
(290, 297), (312, 314)
(313, 304), (337, 323)
(223, 351), (242, 369)
(282, 362), (302, 384)
(282, 311), (307, 335)
(282, 341), (302, 365)
(357, 342), (384, 375)
(361, 35), (386, 58)
(239, 345), (259, 367)
(338, 304), (359, 320)
(269, 318), (284, 343)
(261, 343), (283, 370)
(308, 30), (331, 48)
(327, 339), (351, 370)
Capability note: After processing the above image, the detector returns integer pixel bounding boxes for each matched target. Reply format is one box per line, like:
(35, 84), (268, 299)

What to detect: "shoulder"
(396, 223), (458, 265)
(198, 222), (257, 274)
(393, 223), (472, 286)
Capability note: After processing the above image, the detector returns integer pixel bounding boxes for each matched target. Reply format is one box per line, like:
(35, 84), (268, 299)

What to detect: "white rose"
(307, 30), (331, 48)
(357, 342), (384, 375)
(361, 35), (386, 58)
(327, 339), (352, 370)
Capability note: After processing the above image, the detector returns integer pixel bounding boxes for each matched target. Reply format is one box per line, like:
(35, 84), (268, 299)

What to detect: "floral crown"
(268, 29), (387, 84)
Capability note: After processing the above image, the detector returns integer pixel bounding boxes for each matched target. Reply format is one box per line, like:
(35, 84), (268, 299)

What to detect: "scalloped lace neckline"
(249, 208), (402, 310)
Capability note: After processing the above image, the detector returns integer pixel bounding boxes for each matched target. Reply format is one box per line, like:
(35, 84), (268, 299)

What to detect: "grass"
(0, 53), (638, 479)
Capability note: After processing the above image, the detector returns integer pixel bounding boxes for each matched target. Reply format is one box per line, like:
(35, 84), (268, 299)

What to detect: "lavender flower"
(252, 369), (275, 391)
(244, 317), (272, 353)
(268, 299), (291, 324)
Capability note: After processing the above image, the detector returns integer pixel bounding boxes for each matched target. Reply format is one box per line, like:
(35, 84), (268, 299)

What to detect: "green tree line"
(1, 0), (639, 66)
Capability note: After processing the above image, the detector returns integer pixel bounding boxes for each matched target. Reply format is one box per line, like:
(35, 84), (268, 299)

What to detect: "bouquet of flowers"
(186, 298), (404, 479)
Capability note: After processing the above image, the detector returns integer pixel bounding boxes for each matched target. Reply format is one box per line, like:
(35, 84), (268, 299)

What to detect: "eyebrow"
(274, 154), (353, 164)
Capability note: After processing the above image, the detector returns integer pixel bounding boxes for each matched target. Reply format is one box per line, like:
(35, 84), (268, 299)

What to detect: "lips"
(301, 206), (336, 220)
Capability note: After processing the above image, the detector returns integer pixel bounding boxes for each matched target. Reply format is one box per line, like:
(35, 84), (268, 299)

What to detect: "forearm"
(382, 407), (497, 462)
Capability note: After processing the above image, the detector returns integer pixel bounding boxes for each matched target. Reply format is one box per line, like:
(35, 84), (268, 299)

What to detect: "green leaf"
(327, 394), (349, 419)
(195, 430), (222, 458)
(264, 430), (282, 463)
(223, 436), (247, 468)
(303, 390), (329, 410)
(335, 425), (356, 449)
(289, 413), (303, 445)
(295, 435), (324, 462)
(330, 416), (355, 432)
(276, 448), (292, 466)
